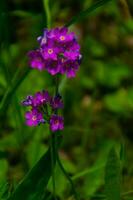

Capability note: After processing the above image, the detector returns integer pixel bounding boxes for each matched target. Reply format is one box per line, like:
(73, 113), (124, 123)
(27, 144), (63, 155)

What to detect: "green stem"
(53, 74), (79, 200)
(55, 75), (59, 96)
(50, 133), (57, 200)
(43, 0), (51, 28)
(56, 148), (79, 200)
(43, 0), (56, 198)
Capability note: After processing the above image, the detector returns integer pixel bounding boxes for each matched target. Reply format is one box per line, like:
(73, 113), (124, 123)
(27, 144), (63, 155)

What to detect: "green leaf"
(105, 148), (121, 200)
(104, 88), (133, 115)
(8, 135), (61, 200)
(65, 0), (112, 27)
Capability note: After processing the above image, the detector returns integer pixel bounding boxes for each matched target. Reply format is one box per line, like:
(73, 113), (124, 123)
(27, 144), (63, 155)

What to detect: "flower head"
(25, 109), (45, 126)
(28, 27), (82, 78)
(22, 90), (64, 129)
(50, 115), (64, 132)
(50, 27), (74, 44)
(41, 41), (59, 60)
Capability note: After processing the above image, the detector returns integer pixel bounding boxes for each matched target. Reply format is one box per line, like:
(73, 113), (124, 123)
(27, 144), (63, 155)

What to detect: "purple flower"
(28, 50), (45, 70)
(25, 109), (45, 126)
(46, 60), (60, 75)
(64, 51), (79, 60)
(41, 41), (59, 60)
(51, 94), (64, 109)
(37, 29), (48, 47)
(69, 40), (80, 51)
(54, 27), (74, 44)
(60, 60), (79, 78)
(50, 115), (64, 132)
(21, 95), (33, 106)
(33, 91), (51, 107)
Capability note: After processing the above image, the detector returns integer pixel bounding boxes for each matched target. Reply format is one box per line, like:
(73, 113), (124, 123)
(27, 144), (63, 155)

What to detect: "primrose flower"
(32, 91), (51, 107)
(28, 27), (82, 78)
(60, 60), (79, 78)
(50, 115), (64, 132)
(28, 50), (45, 70)
(41, 41), (59, 60)
(25, 109), (45, 126)
(51, 94), (64, 110)
(46, 60), (60, 75)
(49, 27), (74, 43)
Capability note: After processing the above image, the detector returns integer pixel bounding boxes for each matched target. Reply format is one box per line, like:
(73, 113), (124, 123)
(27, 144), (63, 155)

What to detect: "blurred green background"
(0, 0), (133, 199)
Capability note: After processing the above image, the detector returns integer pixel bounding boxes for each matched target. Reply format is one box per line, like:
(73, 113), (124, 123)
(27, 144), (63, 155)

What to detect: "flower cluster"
(28, 27), (82, 78)
(21, 91), (64, 132)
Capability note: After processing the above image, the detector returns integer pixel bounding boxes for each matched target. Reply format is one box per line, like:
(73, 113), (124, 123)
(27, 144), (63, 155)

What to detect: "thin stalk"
(43, 0), (51, 29)
(50, 133), (57, 200)
(54, 74), (79, 200)
(49, 75), (59, 199)
(55, 75), (59, 96)
(43, 0), (56, 198)
(56, 147), (79, 200)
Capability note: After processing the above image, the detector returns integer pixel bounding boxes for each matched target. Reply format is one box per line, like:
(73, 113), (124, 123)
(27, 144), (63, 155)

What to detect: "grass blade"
(105, 148), (121, 200)
(65, 0), (112, 27)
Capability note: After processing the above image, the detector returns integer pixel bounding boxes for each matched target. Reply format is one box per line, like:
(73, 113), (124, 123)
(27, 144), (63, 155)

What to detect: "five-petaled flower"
(50, 115), (64, 132)
(25, 109), (45, 126)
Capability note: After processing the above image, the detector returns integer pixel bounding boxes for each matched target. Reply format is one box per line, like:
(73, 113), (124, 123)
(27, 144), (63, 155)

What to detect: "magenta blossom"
(60, 60), (79, 78)
(41, 41), (59, 60)
(51, 94), (64, 110)
(50, 115), (64, 132)
(33, 91), (51, 107)
(64, 51), (80, 60)
(46, 60), (60, 75)
(50, 27), (74, 44)
(25, 109), (45, 126)
(28, 50), (45, 70)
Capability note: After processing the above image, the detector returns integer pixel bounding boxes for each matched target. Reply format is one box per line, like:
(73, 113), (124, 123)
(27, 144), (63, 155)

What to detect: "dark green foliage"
(105, 148), (121, 200)
(66, 0), (112, 27)
(8, 135), (61, 200)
